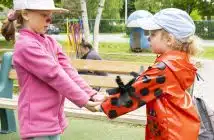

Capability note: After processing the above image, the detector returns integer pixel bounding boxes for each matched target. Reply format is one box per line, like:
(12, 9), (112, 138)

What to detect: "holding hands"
(84, 93), (108, 112)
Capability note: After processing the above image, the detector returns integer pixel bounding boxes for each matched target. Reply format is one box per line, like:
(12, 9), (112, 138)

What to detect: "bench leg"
(0, 109), (16, 133)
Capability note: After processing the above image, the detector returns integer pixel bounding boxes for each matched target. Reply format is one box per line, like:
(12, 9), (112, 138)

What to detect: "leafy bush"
(195, 21), (214, 39)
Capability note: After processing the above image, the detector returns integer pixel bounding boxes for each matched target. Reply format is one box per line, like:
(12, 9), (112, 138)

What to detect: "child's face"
(149, 30), (171, 54)
(80, 46), (89, 56)
(23, 10), (52, 34)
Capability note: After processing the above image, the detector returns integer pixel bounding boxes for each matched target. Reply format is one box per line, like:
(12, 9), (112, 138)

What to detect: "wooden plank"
(9, 70), (134, 88)
(0, 49), (13, 53)
(0, 98), (17, 110)
(81, 75), (133, 88)
(71, 59), (146, 74)
(1, 57), (147, 74)
(0, 98), (146, 125)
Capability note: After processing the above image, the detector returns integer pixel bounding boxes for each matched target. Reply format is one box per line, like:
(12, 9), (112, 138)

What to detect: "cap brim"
(27, 8), (69, 13)
(136, 17), (162, 30)
(50, 8), (69, 13)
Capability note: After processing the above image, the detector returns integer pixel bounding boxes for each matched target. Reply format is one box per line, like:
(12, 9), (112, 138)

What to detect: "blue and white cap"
(138, 8), (195, 43)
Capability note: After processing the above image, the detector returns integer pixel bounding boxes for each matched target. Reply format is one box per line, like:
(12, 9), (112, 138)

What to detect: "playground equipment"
(66, 18), (84, 58)
(0, 52), (16, 133)
(127, 10), (153, 52)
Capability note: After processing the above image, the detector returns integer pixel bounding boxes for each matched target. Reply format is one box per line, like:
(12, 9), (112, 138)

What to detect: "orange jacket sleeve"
(101, 62), (167, 119)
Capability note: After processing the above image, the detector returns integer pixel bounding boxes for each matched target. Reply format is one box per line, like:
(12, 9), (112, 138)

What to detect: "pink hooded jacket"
(13, 29), (96, 139)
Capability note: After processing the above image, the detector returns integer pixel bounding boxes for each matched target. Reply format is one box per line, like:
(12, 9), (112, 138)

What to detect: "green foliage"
(196, 0), (214, 20)
(134, 0), (198, 14)
(61, 0), (81, 18)
(190, 10), (202, 21)
(87, 0), (99, 19)
(195, 21), (214, 39)
(99, 21), (126, 33)
(102, 0), (123, 19)
(0, 0), (12, 8)
(127, 0), (136, 16)
(134, 0), (163, 14)
(162, 0), (197, 14)
(87, 0), (124, 19)
(134, 0), (214, 17)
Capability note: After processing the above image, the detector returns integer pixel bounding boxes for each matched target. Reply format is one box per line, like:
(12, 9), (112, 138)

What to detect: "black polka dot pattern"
(111, 97), (119, 106)
(148, 66), (152, 69)
(138, 100), (146, 107)
(129, 86), (135, 93)
(156, 62), (166, 70)
(140, 88), (149, 96)
(150, 110), (156, 116)
(108, 110), (118, 119)
(154, 88), (163, 97)
(156, 130), (161, 136)
(124, 100), (133, 108)
(142, 75), (151, 83)
(156, 75), (166, 84)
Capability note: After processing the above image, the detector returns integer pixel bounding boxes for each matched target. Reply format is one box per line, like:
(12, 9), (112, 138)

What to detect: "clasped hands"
(84, 93), (107, 112)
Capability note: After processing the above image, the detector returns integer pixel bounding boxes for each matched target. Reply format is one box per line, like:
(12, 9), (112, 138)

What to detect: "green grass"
(201, 47), (214, 59)
(101, 53), (155, 64)
(99, 42), (155, 64)
(0, 117), (145, 140)
(0, 40), (13, 48)
(2, 40), (214, 60)
(99, 42), (131, 53)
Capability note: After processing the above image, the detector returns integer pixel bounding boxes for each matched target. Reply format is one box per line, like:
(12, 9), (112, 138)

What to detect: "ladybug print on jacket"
(101, 51), (200, 140)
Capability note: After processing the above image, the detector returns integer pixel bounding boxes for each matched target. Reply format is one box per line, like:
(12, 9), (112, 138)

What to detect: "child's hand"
(84, 100), (101, 112)
(90, 93), (108, 102)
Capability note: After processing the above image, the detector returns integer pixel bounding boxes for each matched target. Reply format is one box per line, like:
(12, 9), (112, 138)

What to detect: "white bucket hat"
(138, 8), (195, 43)
(13, 0), (69, 13)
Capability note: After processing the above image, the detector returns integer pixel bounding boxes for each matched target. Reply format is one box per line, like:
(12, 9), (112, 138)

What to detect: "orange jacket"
(101, 51), (200, 140)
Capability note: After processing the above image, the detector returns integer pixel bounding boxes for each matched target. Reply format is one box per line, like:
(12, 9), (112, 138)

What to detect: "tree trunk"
(80, 0), (90, 42)
(93, 0), (105, 52)
(125, 0), (128, 24)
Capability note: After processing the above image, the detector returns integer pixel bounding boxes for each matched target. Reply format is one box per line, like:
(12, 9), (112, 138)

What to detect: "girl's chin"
(151, 49), (162, 55)
(37, 30), (46, 35)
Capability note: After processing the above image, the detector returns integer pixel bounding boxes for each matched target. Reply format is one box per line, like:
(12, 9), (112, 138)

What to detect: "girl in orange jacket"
(101, 8), (201, 140)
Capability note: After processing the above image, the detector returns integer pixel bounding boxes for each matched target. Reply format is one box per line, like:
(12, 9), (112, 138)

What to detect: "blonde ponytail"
(185, 35), (203, 56)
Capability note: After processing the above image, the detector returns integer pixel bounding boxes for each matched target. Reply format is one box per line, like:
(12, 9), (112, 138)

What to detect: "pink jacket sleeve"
(15, 43), (90, 107)
(56, 42), (97, 97)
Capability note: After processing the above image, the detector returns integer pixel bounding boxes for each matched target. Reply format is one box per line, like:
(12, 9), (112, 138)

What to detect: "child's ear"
(21, 10), (29, 21)
(167, 34), (175, 46)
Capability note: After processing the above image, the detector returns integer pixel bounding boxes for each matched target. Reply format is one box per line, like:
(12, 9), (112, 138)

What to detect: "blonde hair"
(1, 10), (24, 41)
(160, 29), (203, 56)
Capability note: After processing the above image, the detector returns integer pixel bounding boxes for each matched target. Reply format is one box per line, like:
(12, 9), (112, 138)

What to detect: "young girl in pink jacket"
(1, 0), (104, 140)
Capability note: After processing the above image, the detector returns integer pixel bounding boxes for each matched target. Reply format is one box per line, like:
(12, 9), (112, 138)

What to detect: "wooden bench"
(0, 52), (148, 133)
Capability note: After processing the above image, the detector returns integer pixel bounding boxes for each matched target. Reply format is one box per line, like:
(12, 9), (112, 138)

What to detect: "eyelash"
(40, 13), (51, 18)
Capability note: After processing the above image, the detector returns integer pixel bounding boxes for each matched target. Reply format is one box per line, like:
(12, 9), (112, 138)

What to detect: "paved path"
(193, 59), (214, 109)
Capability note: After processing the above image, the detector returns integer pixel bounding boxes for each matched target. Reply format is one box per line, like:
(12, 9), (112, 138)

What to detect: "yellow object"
(66, 18), (76, 58)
